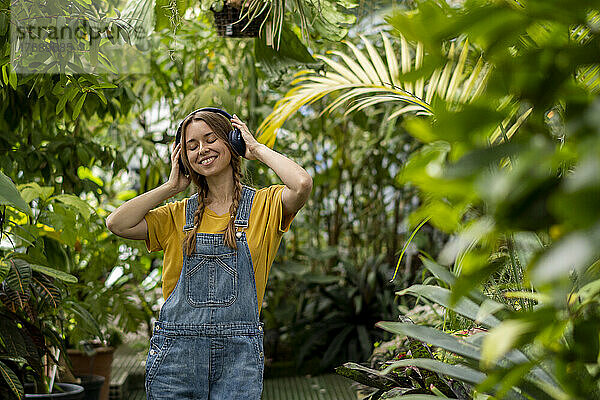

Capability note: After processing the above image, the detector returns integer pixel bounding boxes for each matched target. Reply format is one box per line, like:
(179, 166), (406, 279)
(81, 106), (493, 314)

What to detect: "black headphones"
(175, 107), (246, 174)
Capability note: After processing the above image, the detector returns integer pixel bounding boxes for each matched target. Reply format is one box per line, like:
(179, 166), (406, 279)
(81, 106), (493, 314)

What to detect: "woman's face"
(183, 120), (232, 178)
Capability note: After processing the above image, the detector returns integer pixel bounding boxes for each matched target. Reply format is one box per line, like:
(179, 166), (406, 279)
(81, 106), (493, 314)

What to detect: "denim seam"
(145, 335), (174, 390)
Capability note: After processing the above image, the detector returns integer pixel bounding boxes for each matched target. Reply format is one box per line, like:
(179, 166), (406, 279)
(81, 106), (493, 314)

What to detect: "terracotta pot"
(66, 347), (114, 400)
(25, 383), (84, 399)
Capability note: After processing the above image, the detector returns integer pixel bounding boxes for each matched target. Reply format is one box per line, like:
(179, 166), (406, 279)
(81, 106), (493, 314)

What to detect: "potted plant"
(57, 195), (157, 400)
(204, 0), (357, 49)
(201, 0), (269, 38)
(58, 230), (149, 399)
(0, 172), (86, 399)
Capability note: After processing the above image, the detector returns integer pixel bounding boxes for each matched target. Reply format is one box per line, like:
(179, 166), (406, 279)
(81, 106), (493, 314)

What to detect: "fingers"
(230, 114), (252, 136)
(171, 142), (183, 167)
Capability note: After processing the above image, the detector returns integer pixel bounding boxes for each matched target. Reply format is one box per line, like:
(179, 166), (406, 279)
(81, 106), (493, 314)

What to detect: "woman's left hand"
(230, 114), (262, 160)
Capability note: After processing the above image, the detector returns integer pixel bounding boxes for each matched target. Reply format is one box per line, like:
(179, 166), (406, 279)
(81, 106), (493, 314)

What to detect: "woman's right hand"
(167, 142), (191, 193)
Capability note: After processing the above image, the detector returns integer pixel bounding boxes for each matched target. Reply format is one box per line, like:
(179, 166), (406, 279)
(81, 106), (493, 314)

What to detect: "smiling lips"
(200, 156), (217, 166)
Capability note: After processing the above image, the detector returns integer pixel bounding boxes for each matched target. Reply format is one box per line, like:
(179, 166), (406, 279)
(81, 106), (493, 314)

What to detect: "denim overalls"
(145, 185), (264, 399)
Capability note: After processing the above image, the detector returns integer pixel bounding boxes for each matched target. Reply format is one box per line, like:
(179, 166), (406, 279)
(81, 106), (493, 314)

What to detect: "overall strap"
(235, 185), (256, 229)
(182, 186), (256, 232)
(183, 193), (199, 232)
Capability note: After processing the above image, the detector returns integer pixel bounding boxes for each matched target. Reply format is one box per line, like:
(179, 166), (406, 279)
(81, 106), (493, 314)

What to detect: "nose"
(198, 142), (210, 154)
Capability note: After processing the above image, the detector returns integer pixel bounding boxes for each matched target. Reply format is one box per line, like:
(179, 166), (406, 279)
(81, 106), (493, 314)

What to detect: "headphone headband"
(175, 107), (234, 145)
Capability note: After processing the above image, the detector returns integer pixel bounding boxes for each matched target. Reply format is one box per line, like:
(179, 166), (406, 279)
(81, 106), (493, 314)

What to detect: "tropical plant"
(374, 258), (572, 399)
(0, 172), (83, 398)
(253, 0), (600, 397)
(337, 315), (474, 399)
(256, 32), (495, 147)
(235, 0), (357, 49)
(336, 0), (600, 398)
(290, 254), (398, 371)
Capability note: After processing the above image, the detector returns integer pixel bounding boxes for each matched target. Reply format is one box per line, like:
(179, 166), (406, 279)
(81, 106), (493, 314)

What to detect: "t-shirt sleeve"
(266, 185), (297, 234)
(144, 203), (176, 252)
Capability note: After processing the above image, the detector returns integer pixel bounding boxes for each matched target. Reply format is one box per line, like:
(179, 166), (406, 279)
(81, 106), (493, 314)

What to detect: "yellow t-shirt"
(144, 185), (295, 313)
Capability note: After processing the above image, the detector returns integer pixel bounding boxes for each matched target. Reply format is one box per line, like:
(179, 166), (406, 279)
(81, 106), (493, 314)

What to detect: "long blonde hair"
(180, 111), (244, 255)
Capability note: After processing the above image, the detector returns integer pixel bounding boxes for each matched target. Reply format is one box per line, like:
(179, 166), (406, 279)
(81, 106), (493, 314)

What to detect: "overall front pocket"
(185, 252), (238, 307)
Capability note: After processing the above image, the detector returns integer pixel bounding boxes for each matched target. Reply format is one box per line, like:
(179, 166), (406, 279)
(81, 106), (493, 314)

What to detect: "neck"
(205, 168), (235, 204)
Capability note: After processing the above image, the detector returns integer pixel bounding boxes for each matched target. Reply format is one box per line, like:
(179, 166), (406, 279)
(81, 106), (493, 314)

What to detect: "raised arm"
(105, 142), (190, 240)
(230, 115), (312, 217)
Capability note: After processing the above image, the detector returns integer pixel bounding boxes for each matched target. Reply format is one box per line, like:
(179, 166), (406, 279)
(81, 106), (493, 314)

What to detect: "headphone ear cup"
(229, 128), (246, 158)
(175, 126), (189, 175)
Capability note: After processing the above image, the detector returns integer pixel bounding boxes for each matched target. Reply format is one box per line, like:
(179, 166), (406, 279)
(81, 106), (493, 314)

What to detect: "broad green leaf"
(481, 320), (534, 368)
(72, 92), (87, 120)
(380, 358), (486, 385)
(335, 362), (398, 390)
(397, 284), (501, 328)
(577, 278), (600, 302)
(30, 263), (77, 283)
(0, 172), (33, 216)
(0, 361), (23, 400)
(254, 25), (319, 76)
(18, 182), (55, 203)
(50, 194), (94, 220)
(421, 257), (455, 285)
(376, 322), (481, 360)
(8, 67), (17, 90)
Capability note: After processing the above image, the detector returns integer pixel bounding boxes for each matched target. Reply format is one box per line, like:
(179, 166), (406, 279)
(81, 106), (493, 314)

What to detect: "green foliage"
(0, 180), (79, 396)
(276, 0), (600, 397)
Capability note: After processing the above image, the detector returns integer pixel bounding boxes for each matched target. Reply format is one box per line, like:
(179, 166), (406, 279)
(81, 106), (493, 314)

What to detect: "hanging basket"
(212, 4), (267, 38)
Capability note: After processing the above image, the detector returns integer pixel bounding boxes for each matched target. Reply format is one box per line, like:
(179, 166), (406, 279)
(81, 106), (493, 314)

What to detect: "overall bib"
(145, 185), (264, 400)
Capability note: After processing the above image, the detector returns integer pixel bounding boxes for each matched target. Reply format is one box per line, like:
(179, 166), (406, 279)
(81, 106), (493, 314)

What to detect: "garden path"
(109, 344), (357, 400)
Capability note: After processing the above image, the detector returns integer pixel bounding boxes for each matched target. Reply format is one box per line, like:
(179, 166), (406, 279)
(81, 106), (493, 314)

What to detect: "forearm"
(252, 144), (312, 217)
(106, 182), (177, 234)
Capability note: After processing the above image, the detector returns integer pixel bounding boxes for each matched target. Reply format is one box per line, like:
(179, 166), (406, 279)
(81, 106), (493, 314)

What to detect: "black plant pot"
(25, 383), (84, 399)
(76, 375), (105, 400)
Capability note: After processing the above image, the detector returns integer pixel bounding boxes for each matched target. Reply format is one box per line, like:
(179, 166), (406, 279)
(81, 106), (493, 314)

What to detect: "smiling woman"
(181, 118), (232, 181)
(105, 108), (312, 400)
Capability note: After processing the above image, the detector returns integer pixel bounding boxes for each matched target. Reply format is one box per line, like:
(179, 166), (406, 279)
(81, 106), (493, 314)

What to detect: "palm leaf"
(0, 171), (33, 217)
(256, 33), (490, 142)
(64, 300), (104, 339)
